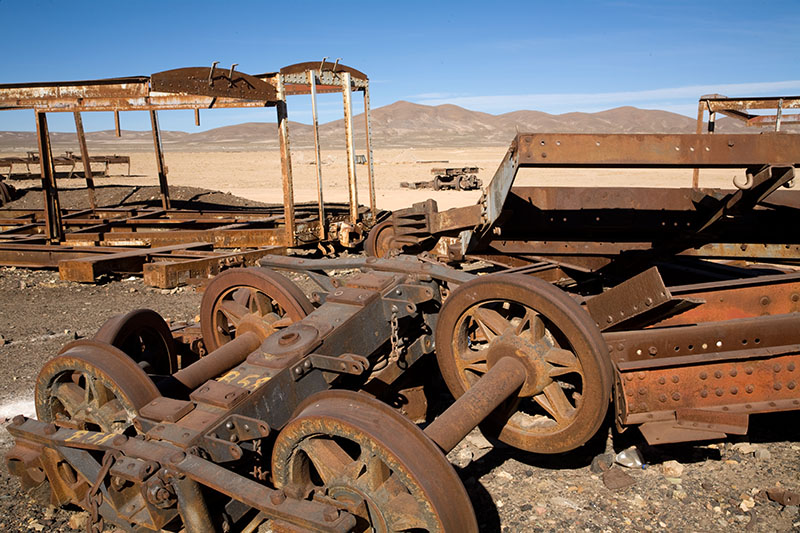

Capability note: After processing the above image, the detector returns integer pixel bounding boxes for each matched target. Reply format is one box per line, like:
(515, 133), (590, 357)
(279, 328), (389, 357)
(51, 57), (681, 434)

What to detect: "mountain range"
(0, 100), (768, 153)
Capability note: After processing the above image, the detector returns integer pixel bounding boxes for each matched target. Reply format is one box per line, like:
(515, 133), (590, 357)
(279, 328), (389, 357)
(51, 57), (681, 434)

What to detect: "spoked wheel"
(200, 267), (314, 352)
(93, 308), (177, 375)
(36, 340), (160, 433)
(364, 220), (397, 258)
(272, 390), (477, 533)
(435, 274), (612, 454)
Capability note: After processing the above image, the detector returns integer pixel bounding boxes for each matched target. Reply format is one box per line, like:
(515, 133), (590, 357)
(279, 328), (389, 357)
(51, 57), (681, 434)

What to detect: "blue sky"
(1, 0), (798, 132)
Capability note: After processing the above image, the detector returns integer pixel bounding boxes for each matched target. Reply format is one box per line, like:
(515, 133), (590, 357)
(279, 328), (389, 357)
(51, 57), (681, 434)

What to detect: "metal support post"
(114, 110), (121, 137)
(276, 76), (296, 246)
(34, 111), (63, 242)
(692, 99), (706, 189)
(73, 111), (97, 210)
(149, 109), (171, 209)
(341, 72), (359, 224)
(308, 70), (325, 240)
(363, 82), (376, 218)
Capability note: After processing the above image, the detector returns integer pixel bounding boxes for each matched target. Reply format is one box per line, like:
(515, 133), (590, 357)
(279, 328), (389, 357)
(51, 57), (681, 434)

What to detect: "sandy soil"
(1, 147), (746, 213)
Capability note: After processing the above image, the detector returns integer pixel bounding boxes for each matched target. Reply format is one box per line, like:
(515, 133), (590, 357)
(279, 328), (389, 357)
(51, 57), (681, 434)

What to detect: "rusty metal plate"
(605, 313), (800, 365)
(189, 379), (250, 409)
(279, 61), (367, 80)
(661, 275), (800, 325)
(585, 267), (673, 331)
(516, 133), (800, 167)
(139, 397), (194, 423)
(618, 353), (800, 424)
(151, 67), (277, 101)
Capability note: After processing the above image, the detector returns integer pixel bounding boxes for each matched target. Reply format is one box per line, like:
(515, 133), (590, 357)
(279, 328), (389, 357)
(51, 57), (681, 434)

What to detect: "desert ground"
(0, 146), (797, 533)
(1, 146), (746, 213)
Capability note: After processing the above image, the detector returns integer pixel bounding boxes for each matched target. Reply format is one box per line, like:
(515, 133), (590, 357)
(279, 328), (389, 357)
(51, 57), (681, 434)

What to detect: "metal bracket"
(291, 353), (369, 381)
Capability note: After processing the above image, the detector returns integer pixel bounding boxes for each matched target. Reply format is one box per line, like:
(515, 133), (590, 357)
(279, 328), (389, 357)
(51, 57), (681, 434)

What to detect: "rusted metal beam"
(149, 110), (171, 209)
(142, 246), (287, 288)
(72, 111), (96, 209)
(515, 133), (800, 168)
(34, 111), (63, 242)
(307, 70), (325, 241)
(275, 76), (295, 247)
(363, 82), (376, 217)
(58, 242), (213, 283)
(341, 72), (359, 224)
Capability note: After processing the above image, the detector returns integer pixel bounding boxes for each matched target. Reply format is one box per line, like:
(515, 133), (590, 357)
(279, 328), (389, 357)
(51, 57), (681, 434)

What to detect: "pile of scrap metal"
(400, 166), (482, 191)
(0, 61), (379, 287)
(5, 100), (800, 532)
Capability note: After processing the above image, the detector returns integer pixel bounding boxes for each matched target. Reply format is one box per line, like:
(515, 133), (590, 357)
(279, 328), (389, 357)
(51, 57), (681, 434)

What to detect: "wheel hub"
(485, 330), (554, 397)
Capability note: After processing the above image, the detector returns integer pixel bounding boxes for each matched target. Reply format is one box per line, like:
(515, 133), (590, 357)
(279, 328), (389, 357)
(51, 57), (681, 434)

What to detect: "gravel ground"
(0, 266), (798, 532)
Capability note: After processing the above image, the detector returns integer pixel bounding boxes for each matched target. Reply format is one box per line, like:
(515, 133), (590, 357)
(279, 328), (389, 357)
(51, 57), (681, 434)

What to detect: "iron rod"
(341, 72), (358, 224)
(308, 70), (325, 240)
(73, 111), (96, 210)
(424, 356), (526, 453)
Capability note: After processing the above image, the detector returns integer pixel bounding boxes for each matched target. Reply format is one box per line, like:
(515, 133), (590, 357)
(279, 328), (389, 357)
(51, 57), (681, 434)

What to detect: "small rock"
(0, 334), (6, 345)
(29, 522), (44, 532)
(549, 496), (580, 510)
(129, 287), (137, 293)
(732, 443), (757, 455)
(456, 448), (473, 466)
(665, 477), (682, 485)
(534, 506), (547, 516)
(19, 280), (26, 289)
(673, 490), (688, 500)
(753, 449), (771, 461)
(465, 432), (493, 450)
(740, 497), (756, 512)
(662, 460), (685, 477)
(68, 511), (89, 530)
(590, 452), (615, 473)
(495, 470), (513, 484)
(603, 467), (636, 491)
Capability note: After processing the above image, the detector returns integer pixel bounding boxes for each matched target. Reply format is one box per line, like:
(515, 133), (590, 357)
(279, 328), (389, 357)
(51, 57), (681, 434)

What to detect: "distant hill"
(0, 101), (772, 153)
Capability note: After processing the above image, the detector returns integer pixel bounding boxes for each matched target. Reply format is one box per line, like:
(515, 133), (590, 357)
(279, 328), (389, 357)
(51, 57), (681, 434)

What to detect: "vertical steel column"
(308, 70), (326, 240)
(341, 72), (359, 224)
(692, 99), (707, 189)
(73, 111), (97, 210)
(276, 76), (296, 246)
(34, 111), (63, 242)
(362, 82), (376, 218)
(149, 110), (171, 210)
(114, 111), (121, 137)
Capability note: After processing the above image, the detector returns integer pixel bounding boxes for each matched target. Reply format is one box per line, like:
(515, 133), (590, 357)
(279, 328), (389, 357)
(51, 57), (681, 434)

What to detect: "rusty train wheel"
(200, 267), (314, 352)
(364, 219), (396, 258)
(435, 274), (612, 454)
(272, 390), (477, 533)
(36, 340), (160, 433)
(93, 309), (177, 375)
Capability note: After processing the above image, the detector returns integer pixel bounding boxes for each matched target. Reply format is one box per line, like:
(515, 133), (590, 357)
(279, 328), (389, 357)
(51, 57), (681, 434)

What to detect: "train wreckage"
(0, 60), (380, 287)
(4, 92), (800, 532)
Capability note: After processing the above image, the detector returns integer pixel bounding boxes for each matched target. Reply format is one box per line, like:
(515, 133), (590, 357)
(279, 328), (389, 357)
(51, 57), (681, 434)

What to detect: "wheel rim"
(200, 267), (314, 352)
(93, 308), (177, 375)
(272, 390), (477, 533)
(436, 274), (611, 454)
(365, 220), (396, 258)
(36, 340), (160, 433)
